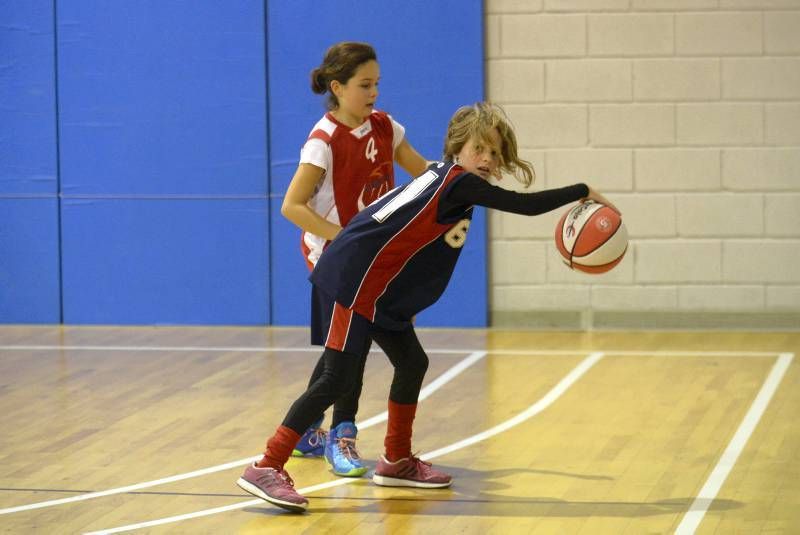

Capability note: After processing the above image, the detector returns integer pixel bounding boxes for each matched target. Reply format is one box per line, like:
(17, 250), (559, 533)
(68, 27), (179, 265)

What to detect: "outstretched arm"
(444, 173), (592, 216)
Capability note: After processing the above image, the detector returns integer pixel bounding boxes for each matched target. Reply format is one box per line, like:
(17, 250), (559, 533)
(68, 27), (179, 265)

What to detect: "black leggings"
(282, 325), (429, 434)
(305, 337), (370, 428)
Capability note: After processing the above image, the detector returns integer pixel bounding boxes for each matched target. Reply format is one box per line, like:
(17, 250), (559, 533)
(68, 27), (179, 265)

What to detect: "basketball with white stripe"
(555, 201), (628, 274)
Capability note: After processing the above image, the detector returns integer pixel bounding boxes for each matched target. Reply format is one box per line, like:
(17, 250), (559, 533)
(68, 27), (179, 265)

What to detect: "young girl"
(281, 42), (428, 477)
(238, 102), (619, 512)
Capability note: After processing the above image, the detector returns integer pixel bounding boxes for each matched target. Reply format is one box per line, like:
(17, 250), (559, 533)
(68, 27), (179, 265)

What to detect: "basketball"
(555, 201), (628, 274)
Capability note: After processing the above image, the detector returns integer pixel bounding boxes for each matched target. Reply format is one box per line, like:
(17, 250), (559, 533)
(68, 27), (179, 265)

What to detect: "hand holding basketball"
(555, 199), (627, 274)
(582, 187), (620, 214)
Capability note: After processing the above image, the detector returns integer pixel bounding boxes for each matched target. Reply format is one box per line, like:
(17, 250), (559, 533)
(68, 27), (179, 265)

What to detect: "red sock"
(384, 400), (417, 462)
(257, 425), (300, 470)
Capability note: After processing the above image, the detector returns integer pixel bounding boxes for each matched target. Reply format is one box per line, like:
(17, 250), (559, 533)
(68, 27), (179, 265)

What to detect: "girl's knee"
(321, 366), (359, 397)
(401, 349), (428, 377)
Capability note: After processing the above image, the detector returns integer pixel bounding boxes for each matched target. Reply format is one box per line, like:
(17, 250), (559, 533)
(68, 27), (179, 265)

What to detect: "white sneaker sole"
(236, 477), (307, 512)
(372, 474), (452, 488)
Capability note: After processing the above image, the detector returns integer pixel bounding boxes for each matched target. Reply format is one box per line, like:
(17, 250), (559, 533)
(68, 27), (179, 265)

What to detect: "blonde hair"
(443, 102), (535, 187)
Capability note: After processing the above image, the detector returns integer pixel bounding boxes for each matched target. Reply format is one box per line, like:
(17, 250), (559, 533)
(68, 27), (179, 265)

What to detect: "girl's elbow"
(280, 201), (294, 220)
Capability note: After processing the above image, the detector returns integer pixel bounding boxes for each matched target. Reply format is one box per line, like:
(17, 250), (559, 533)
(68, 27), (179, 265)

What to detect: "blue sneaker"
(291, 417), (327, 457)
(325, 421), (368, 477)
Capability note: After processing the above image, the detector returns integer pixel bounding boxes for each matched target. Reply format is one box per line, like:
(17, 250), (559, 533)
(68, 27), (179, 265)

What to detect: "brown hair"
(310, 42), (377, 110)
(443, 102), (535, 187)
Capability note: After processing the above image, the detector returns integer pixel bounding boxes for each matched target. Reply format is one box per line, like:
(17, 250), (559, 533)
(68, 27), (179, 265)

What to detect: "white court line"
(0, 344), (782, 357)
(84, 351), (605, 534)
(674, 352), (794, 535)
(358, 350), (487, 428)
(0, 351), (486, 516)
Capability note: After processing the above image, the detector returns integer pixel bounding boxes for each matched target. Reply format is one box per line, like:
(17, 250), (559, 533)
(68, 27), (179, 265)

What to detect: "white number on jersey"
(365, 137), (377, 163)
(444, 218), (471, 248)
(371, 170), (438, 223)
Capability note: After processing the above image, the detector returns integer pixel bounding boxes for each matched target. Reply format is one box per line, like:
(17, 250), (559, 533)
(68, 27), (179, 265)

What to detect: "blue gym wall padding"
(1, 0), (485, 326)
(0, 199), (61, 323)
(56, 1), (270, 324)
(0, 1), (57, 196)
(60, 198), (269, 325)
(0, 1), (60, 322)
(56, 2), (267, 196)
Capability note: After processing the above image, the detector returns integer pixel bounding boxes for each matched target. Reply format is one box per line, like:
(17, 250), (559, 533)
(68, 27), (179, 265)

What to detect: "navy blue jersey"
(310, 161), (471, 330)
(310, 161), (590, 330)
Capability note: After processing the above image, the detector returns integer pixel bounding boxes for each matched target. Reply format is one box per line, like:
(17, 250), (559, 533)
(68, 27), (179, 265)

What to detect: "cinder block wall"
(485, 0), (800, 330)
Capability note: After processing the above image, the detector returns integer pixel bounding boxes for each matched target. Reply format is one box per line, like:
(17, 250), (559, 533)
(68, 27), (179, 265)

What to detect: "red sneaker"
(236, 462), (308, 512)
(372, 455), (452, 488)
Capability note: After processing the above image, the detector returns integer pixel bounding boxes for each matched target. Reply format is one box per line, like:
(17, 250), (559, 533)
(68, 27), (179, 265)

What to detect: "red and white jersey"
(299, 110), (405, 268)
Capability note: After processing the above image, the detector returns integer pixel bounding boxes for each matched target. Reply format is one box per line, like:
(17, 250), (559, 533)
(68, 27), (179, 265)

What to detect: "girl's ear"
(330, 80), (342, 98)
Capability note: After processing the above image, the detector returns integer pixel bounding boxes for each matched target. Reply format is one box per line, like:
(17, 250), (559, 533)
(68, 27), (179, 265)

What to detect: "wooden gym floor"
(0, 325), (798, 534)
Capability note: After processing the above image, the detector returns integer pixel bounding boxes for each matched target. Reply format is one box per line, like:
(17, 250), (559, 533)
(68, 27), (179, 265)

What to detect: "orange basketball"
(555, 201), (628, 274)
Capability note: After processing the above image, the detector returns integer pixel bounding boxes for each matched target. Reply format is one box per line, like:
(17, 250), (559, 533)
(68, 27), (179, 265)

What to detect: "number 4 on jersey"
(365, 137), (377, 163)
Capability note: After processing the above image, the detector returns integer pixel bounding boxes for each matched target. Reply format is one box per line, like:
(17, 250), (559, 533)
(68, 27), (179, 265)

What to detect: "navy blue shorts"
(310, 285), (371, 356)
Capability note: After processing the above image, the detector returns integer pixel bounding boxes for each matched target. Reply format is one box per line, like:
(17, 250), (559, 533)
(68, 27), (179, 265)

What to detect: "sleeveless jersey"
(310, 161), (473, 330)
(299, 110), (404, 268)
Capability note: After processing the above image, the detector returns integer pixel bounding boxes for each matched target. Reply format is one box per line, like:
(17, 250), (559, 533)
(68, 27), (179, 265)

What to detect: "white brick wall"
(634, 59), (720, 101)
(766, 104), (800, 145)
(723, 149), (800, 190)
(589, 14), (675, 56)
(486, 2), (800, 325)
(614, 193), (676, 238)
(493, 285), (590, 310)
(504, 104), (588, 147)
(592, 285), (678, 310)
(502, 15), (586, 57)
(679, 286), (765, 310)
(676, 13), (762, 56)
(546, 149), (633, 190)
(637, 241), (722, 283)
(765, 11), (800, 53)
(723, 240), (800, 282)
(765, 194), (800, 236)
(547, 59), (632, 102)
(676, 193), (763, 237)
(635, 149), (721, 191)
(591, 104), (675, 146)
(488, 60), (545, 102)
(722, 58), (800, 99)
(676, 103), (763, 145)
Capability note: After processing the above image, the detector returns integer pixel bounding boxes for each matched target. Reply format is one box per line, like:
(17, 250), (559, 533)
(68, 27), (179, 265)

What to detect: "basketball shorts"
(310, 284), (371, 356)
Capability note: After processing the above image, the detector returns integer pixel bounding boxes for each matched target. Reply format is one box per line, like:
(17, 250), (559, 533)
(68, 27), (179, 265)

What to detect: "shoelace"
(411, 454), (430, 465)
(337, 437), (361, 460)
(278, 469), (295, 487)
(409, 454), (433, 471)
(263, 469), (295, 488)
(307, 428), (327, 448)
(388, 454), (434, 479)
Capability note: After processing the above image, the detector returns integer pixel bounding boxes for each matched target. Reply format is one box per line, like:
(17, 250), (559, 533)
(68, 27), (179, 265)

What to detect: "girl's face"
(332, 60), (380, 124)
(456, 128), (502, 181)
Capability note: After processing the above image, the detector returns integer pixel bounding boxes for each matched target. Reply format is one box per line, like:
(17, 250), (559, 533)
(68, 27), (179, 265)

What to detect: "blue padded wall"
(2, 1), (486, 327)
(56, 2), (267, 196)
(0, 1), (60, 322)
(0, 199), (61, 323)
(56, 1), (270, 324)
(0, 1), (57, 196)
(267, 0), (486, 327)
(61, 198), (268, 325)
